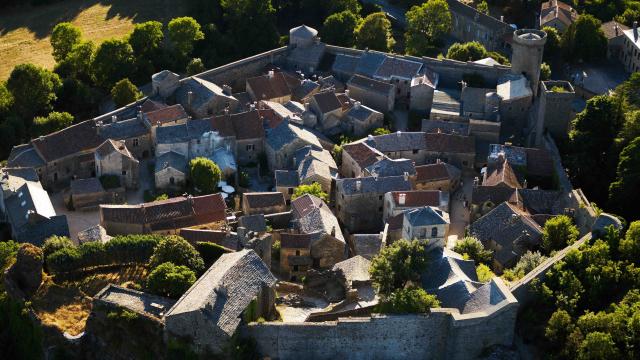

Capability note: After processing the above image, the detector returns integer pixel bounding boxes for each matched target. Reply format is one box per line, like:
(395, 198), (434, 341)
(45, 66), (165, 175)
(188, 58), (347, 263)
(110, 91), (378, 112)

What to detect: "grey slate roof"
(332, 53), (360, 76)
(96, 284), (175, 319)
(7, 144), (45, 168)
(14, 215), (70, 246)
(70, 177), (105, 195)
(156, 119), (212, 144)
(6, 182), (56, 230)
(238, 214), (267, 233)
(155, 151), (188, 173)
(99, 117), (149, 140)
(469, 202), (543, 266)
(404, 206), (449, 227)
(291, 194), (344, 243)
(336, 175), (412, 196)
(275, 170), (300, 188)
(348, 74), (394, 95)
(355, 52), (387, 77)
(422, 119), (470, 136)
(351, 234), (384, 260)
(365, 158), (416, 178)
(345, 103), (379, 122)
(332, 255), (371, 286)
(298, 157), (332, 183)
(175, 77), (237, 112)
(165, 249), (276, 351)
(374, 56), (423, 81)
(266, 121), (322, 151)
(1, 167), (39, 195)
(294, 145), (338, 172)
(367, 132), (427, 152)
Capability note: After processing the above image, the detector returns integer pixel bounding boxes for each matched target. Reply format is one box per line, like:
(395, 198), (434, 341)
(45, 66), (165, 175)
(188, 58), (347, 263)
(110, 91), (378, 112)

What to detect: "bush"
(292, 182), (328, 202)
(271, 240), (281, 262)
(542, 215), (579, 253)
(99, 174), (121, 189)
(370, 239), (429, 295)
(189, 157), (222, 195)
(0, 291), (44, 359)
(376, 287), (440, 314)
(186, 58), (205, 75)
(196, 241), (233, 268)
(502, 251), (546, 281)
(0, 240), (19, 270)
(149, 236), (205, 273)
(46, 235), (163, 274)
(476, 264), (494, 282)
(146, 262), (196, 298)
(42, 236), (74, 259)
(453, 237), (493, 265)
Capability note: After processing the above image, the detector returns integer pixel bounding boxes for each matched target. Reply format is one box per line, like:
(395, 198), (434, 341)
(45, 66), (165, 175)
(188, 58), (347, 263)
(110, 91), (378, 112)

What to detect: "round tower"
(289, 25), (318, 48)
(511, 29), (547, 97)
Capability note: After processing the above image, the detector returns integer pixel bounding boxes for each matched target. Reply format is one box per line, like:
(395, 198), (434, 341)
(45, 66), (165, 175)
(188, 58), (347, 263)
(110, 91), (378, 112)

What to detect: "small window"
(413, 149), (418, 154)
(378, 195), (382, 200)
(431, 227), (438, 237)
(288, 188), (294, 194)
(170, 177), (175, 185)
(197, 139), (201, 144)
(122, 170), (127, 175)
(293, 265), (299, 271)
(378, 206), (382, 212)
(246, 144), (255, 151)
(295, 250), (300, 256)
(133, 138), (139, 147)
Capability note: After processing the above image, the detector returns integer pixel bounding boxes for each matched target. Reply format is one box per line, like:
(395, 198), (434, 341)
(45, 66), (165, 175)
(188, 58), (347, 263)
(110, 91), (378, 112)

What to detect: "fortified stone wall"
(247, 296), (518, 360)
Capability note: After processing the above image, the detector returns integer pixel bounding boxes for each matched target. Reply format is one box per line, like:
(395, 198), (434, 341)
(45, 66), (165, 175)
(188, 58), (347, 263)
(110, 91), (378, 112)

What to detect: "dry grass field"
(0, 0), (188, 80)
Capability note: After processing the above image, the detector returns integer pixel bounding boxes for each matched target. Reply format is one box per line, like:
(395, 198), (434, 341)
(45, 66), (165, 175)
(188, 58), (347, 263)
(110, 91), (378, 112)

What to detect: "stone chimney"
(222, 84), (232, 96)
(356, 180), (361, 192)
(268, 70), (275, 78)
(111, 115), (117, 123)
(354, 101), (361, 109)
(399, 193), (406, 205)
(187, 91), (193, 108)
(634, 21), (638, 40)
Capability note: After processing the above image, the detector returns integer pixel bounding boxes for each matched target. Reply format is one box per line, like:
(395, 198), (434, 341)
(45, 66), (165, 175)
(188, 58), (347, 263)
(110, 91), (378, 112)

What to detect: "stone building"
(341, 142), (384, 178)
(510, 29), (547, 98)
(279, 232), (314, 281)
(98, 115), (153, 159)
(211, 110), (266, 165)
(347, 74), (396, 112)
(446, 0), (513, 51)
(414, 162), (461, 191)
(175, 77), (239, 118)
(335, 175), (412, 233)
(246, 71), (295, 104)
(287, 25), (326, 73)
(69, 177), (110, 210)
(154, 151), (188, 191)
(165, 249), (277, 354)
(410, 73), (437, 113)
(601, 21), (630, 60)
(100, 193), (226, 235)
(94, 139), (139, 190)
(621, 22), (640, 73)
(401, 206), (450, 250)
(383, 190), (449, 223)
(265, 120), (322, 171)
(151, 70), (180, 99)
(242, 192), (286, 215)
(531, 81), (575, 145)
(539, 0), (577, 34)
(291, 194), (346, 269)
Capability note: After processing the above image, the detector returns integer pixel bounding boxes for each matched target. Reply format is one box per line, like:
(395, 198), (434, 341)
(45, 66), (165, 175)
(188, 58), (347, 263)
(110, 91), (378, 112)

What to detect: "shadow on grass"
(0, 0), (182, 39)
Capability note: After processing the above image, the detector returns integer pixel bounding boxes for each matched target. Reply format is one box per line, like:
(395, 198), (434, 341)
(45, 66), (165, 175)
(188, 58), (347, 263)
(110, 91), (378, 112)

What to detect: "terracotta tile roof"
(141, 99), (168, 113)
(312, 91), (342, 114)
(95, 139), (135, 159)
(342, 142), (383, 169)
(258, 108), (282, 129)
(246, 72), (294, 101)
(483, 160), (522, 188)
(601, 21), (629, 39)
(540, 0), (577, 28)
(471, 186), (519, 206)
(32, 120), (104, 162)
(211, 110), (265, 140)
(389, 190), (441, 208)
(424, 132), (475, 154)
(415, 163), (461, 182)
(243, 192), (285, 210)
(144, 104), (188, 126)
(290, 194), (324, 219)
(280, 232), (313, 249)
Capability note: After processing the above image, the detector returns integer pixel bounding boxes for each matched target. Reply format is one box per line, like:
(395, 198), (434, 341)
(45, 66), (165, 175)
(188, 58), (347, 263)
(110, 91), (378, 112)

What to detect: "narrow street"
(446, 170), (476, 249)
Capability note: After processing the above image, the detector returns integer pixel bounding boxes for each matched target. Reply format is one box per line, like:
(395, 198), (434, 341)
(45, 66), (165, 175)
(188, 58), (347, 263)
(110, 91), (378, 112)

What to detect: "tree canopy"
(220, 0), (279, 57)
(31, 111), (74, 138)
(370, 239), (428, 295)
(168, 17), (204, 60)
(111, 78), (142, 108)
(561, 14), (607, 62)
(542, 215), (579, 253)
(453, 236), (493, 264)
(355, 12), (395, 52)
(128, 21), (165, 78)
(6, 63), (62, 122)
(292, 182), (328, 202)
(446, 41), (487, 62)
(147, 261), (196, 298)
(608, 137), (640, 220)
(91, 39), (136, 89)
(189, 157), (222, 195)
(148, 236), (205, 273)
(375, 287), (440, 314)
(405, 0), (451, 56)
(321, 10), (361, 47)
(50, 22), (82, 63)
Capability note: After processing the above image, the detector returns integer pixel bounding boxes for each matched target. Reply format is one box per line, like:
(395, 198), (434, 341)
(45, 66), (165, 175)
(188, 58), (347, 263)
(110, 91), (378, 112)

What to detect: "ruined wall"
(248, 300), (518, 360)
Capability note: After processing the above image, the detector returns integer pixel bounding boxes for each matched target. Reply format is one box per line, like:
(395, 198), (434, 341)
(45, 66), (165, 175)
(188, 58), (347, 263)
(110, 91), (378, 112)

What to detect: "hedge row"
(195, 242), (233, 268)
(46, 235), (164, 274)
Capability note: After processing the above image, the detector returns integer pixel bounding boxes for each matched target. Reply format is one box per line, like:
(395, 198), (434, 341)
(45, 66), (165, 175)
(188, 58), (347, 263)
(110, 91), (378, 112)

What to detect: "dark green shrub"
(196, 242), (232, 268)
(149, 236), (205, 273)
(147, 262), (196, 298)
(99, 174), (121, 189)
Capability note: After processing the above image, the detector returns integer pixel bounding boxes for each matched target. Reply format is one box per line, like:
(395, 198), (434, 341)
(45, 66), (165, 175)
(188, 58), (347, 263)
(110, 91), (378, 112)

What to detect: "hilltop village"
(0, 0), (635, 358)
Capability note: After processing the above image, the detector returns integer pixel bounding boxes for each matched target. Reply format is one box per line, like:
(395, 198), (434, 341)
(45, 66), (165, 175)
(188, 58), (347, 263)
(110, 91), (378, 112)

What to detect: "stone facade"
(532, 81), (575, 146)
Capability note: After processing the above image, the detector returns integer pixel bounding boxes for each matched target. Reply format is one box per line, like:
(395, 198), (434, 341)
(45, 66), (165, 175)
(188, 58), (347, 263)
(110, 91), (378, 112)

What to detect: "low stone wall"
(247, 290), (518, 360)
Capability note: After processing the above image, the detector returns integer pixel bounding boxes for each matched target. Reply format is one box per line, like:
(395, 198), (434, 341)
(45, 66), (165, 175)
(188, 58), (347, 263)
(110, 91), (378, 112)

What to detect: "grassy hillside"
(0, 0), (188, 80)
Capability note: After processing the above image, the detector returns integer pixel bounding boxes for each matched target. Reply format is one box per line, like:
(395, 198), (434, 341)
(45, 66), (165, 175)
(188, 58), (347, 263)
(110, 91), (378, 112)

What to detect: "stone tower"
(511, 29), (547, 97)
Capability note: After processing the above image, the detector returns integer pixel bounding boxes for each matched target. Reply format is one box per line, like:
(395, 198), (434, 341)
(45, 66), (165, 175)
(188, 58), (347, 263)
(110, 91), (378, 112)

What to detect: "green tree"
(542, 26), (561, 60)
(189, 157), (222, 195)
(619, 221), (640, 260)
(476, 0), (489, 15)
(149, 236), (205, 273)
(50, 22), (82, 62)
(542, 215), (579, 253)
(301, 0), (361, 21)
(128, 21), (165, 77)
(372, 127), (391, 135)
(453, 236), (493, 264)
(6, 63), (62, 122)
(577, 332), (619, 360)
(355, 12), (395, 52)
(92, 39), (136, 89)
(186, 58), (206, 76)
(503, 251), (546, 281)
(168, 17), (204, 58)
(446, 41), (487, 62)
(220, 0), (279, 57)
(292, 182), (328, 202)
(615, 8), (640, 27)
(562, 14), (607, 62)
(376, 287), (440, 313)
(321, 10), (361, 47)
(0, 240), (19, 270)
(405, 0), (452, 55)
(32, 111), (74, 137)
(111, 78), (142, 108)
(147, 262), (196, 298)
(476, 263), (494, 282)
(57, 41), (95, 82)
(0, 81), (14, 116)
(608, 137), (640, 220)
(546, 309), (575, 349)
(370, 239), (428, 295)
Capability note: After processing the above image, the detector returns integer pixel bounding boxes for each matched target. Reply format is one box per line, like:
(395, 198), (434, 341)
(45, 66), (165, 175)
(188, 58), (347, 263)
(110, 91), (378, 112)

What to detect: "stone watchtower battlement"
(511, 29), (547, 97)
